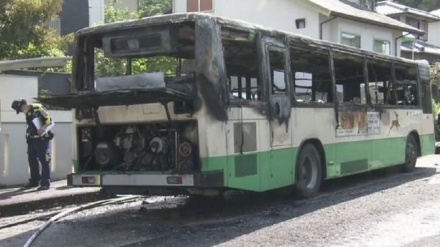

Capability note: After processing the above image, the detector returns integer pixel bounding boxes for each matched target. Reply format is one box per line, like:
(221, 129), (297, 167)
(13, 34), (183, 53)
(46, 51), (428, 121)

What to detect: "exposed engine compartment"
(78, 121), (199, 173)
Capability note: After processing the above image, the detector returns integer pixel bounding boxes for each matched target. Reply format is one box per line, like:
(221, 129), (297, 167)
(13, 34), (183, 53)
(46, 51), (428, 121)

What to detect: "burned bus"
(39, 13), (435, 197)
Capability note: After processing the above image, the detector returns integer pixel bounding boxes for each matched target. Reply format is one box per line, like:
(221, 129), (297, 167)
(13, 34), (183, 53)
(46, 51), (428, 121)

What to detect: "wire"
(23, 195), (140, 247)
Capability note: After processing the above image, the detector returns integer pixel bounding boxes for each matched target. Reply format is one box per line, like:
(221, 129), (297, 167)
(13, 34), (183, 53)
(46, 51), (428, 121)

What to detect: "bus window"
(222, 28), (261, 102)
(268, 49), (287, 95)
(290, 46), (332, 104)
(395, 64), (418, 106)
(333, 53), (366, 105)
(367, 61), (393, 105)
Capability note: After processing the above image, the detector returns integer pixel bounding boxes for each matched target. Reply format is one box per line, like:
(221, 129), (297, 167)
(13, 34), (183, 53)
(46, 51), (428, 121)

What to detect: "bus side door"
(261, 36), (294, 189)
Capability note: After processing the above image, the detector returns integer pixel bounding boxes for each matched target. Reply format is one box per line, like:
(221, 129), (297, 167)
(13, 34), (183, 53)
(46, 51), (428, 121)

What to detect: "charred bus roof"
(75, 12), (424, 68)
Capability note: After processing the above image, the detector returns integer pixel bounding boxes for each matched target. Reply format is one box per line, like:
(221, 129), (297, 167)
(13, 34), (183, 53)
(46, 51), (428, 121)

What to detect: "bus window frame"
(288, 41), (335, 108)
(373, 61), (422, 110)
(331, 50), (370, 108)
(222, 29), (268, 108)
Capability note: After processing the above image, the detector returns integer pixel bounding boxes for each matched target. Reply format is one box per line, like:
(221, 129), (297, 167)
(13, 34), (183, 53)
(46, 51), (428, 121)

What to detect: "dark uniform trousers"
(27, 138), (51, 186)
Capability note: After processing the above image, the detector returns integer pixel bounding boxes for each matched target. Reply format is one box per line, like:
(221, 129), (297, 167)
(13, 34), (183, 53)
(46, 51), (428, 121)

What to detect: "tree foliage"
(139, 0), (172, 17)
(395, 0), (440, 11)
(0, 0), (66, 60)
(432, 63), (440, 83)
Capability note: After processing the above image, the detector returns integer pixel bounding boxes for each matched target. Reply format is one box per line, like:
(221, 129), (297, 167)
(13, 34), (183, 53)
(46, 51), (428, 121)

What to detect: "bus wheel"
(402, 134), (419, 173)
(294, 144), (322, 198)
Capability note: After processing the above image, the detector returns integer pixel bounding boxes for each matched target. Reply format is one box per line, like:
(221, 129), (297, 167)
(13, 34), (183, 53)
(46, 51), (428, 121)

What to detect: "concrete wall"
(0, 74), (74, 186)
(428, 21), (440, 47)
(4, 70), (71, 96)
(89, 0), (105, 26)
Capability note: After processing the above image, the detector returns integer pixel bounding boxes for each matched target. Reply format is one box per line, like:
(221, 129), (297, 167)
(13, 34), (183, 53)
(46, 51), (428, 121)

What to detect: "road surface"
(1, 155), (440, 247)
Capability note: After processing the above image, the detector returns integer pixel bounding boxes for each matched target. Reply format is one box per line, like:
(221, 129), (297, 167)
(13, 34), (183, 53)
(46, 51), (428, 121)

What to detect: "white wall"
(320, 14), (338, 42)
(333, 18), (401, 56)
(174, 0), (321, 39)
(428, 21), (440, 47)
(0, 74), (74, 186)
(173, 0), (186, 13)
(89, 0), (105, 26)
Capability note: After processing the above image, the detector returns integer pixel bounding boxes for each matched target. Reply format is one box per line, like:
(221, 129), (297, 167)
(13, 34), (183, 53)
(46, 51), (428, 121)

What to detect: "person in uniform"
(11, 99), (54, 190)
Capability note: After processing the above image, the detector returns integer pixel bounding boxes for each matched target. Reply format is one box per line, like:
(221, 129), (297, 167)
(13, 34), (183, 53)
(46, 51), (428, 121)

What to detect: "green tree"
(432, 63), (440, 83)
(0, 0), (66, 60)
(139, 0), (172, 17)
(431, 63), (440, 141)
(105, 0), (139, 22)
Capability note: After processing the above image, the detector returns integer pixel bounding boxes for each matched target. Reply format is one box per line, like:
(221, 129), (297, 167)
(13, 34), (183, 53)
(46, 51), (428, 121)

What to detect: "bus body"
(39, 13), (435, 197)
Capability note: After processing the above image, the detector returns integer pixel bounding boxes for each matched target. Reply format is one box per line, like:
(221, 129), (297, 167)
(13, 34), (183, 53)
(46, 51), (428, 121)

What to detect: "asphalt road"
(1, 155), (440, 247)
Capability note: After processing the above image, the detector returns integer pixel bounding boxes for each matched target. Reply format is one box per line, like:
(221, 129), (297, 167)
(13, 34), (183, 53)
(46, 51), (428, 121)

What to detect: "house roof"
(401, 39), (440, 55)
(376, 1), (440, 21)
(300, 0), (424, 35)
(431, 9), (440, 17)
(0, 57), (71, 73)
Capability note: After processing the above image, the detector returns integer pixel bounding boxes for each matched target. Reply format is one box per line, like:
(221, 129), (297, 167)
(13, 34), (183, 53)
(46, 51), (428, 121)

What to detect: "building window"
(187, 0), (213, 12)
(341, 32), (361, 48)
(373, 39), (390, 55)
(295, 18), (306, 29)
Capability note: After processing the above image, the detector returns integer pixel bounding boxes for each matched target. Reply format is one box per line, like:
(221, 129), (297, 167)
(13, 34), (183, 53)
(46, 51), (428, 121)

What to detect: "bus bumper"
(66, 171), (224, 188)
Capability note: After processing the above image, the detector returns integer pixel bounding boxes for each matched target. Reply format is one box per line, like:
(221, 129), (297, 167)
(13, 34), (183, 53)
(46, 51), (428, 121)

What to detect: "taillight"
(167, 176), (183, 185)
(82, 176), (96, 184)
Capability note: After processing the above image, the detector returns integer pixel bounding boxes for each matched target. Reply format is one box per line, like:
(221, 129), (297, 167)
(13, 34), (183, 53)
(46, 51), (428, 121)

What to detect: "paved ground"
(0, 179), (102, 217)
(1, 155), (440, 247)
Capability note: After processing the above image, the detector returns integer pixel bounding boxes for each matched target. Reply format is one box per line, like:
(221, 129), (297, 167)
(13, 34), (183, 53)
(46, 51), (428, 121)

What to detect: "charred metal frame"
(40, 13), (427, 125)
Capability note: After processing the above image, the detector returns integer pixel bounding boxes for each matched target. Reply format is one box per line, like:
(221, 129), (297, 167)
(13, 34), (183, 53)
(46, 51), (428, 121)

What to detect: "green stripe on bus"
(201, 134), (434, 192)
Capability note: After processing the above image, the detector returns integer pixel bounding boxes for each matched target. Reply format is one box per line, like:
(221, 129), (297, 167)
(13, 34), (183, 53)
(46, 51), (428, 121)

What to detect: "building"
(429, 9), (440, 48)
(376, 1), (440, 64)
(173, 0), (423, 57)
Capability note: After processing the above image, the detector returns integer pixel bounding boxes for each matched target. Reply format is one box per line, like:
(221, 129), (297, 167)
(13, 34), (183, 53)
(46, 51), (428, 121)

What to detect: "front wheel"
(402, 134), (419, 173)
(294, 144), (322, 198)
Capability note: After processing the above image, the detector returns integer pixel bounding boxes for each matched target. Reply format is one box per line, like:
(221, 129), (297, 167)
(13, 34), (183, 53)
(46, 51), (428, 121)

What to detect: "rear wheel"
(294, 144), (322, 198)
(402, 134), (419, 173)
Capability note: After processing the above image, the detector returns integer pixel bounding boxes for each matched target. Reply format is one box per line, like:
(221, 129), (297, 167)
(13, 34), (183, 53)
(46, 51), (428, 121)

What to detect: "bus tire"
(294, 144), (322, 198)
(402, 134), (419, 173)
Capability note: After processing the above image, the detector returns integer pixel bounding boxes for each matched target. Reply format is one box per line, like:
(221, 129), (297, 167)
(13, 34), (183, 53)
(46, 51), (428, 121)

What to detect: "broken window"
(333, 52), (366, 105)
(394, 64), (418, 106)
(290, 45), (332, 104)
(268, 49), (287, 95)
(222, 28), (262, 102)
(88, 23), (195, 91)
(366, 61), (393, 105)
